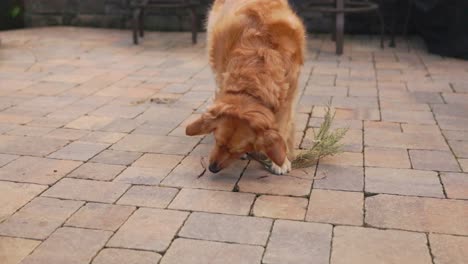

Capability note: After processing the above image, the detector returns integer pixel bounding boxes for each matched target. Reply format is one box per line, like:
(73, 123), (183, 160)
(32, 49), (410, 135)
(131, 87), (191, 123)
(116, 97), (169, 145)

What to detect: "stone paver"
(112, 134), (198, 155)
(331, 226), (432, 264)
(365, 167), (444, 197)
(365, 147), (411, 168)
(92, 248), (162, 264)
(48, 141), (109, 161)
(0, 156), (81, 185)
(21, 227), (112, 264)
(65, 116), (114, 130)
(0, 197), (83, 239)
(179, 212), (272, 245)
(67, 162), (126, 181)
(169, 189), (255, 215)
(162, 156), (246, 191)
(80, 131), (127, 144)
(107, 208), (188, 252)
(0, 135), (68, 156)
(90, 150), (142, 165)
(263, 220), (332, 264)
(0, 154), (17, 167)
(253, 195), (308, 220)
(306, 189), (363, 225)
(314, 164), (364, 192)
(0, 181), (47, 222)
(117, 186), (178, 208)
(2, 28), (468, 263)
(43, 178), (129, 203)
(409, 150), (460, 172)
(429, 234), (468, 264)
(238, 163), (312, 196)
(366, 194), (468, 235)
(0, 236), (40, 264)
(65, 203), (135, 231)
(440, 172), (468, 199)
(161, 238), (264, 264)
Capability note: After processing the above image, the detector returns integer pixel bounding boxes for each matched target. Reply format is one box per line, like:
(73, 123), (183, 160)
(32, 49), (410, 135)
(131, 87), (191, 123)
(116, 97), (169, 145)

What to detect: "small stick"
(197, 157), (207, 178)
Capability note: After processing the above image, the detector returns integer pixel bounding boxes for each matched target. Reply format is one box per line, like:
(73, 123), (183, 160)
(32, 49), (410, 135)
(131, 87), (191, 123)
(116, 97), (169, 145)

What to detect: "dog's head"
(186, 101), (286, 173)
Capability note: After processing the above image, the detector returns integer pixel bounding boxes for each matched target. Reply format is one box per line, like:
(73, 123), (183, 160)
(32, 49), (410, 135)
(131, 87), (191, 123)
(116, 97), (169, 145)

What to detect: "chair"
(300, 0), (385, 55)
(130, 0), (199, 45)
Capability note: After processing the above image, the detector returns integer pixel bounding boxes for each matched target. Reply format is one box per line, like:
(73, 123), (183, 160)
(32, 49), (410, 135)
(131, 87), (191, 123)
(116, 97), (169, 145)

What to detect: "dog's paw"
(268, 158), (291, 175)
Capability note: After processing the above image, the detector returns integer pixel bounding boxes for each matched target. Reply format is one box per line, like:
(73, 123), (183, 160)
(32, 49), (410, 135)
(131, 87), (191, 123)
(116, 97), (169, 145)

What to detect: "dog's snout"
(209, 162), (221, 173)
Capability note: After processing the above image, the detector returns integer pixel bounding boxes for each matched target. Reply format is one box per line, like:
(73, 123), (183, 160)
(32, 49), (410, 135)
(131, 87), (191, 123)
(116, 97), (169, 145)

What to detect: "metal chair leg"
(388, 0), (399, 47)
(376, 3), (385, 49)
(335, 0), (344, 55)
(132, 9), (140, 44)
(190, 7), (198, 44)
(139, 9), (145, 38)
(403, 0), (413, 37)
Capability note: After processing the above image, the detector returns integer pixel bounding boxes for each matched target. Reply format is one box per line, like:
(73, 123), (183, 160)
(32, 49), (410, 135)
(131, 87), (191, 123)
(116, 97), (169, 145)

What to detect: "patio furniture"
(389, 0), (413, 47)
(130, 0), (199, 45)
(301, 0), (385, 55)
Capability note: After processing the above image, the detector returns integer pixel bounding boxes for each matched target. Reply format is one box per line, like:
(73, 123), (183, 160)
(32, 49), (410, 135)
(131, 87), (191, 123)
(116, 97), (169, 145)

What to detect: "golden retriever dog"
(186, 0), (305, 174)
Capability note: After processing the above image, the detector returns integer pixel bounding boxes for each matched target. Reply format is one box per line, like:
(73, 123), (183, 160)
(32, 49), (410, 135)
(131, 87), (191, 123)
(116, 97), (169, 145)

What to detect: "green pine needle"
(292, 103), (348, 169)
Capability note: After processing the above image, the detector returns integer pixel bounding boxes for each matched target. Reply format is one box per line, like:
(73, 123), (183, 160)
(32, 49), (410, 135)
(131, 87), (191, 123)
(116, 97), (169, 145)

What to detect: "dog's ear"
(186, 103), (232, 136)
(185, 115), (216, 136)
(260, 130), (287, 166)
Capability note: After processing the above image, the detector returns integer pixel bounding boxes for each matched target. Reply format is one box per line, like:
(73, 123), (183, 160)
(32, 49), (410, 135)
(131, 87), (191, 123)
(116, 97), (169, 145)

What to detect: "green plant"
(10, 5), (21, 18)
(292, 103), (348, 169)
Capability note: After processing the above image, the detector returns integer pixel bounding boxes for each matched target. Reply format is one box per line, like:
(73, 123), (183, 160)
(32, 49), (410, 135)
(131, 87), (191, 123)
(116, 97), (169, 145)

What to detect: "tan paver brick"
(65, 203), (135, 231)
(43, 178), (129, 203)
(45, 128), (88, 140)
(0, 181), (47, 222)
(107, 208), (188, 252)
(0, 197), (83, 239)
(263, 220), (332, 264)
(0, 135), (68, 156)
(409, 150), (460, 172)
(161, 238), (264, 264)
(0, 154), (18, 167)
(331, 226), (432, 264)
(162, 156), (245, 191)
(0, 236), (40, 264)
(449, 140), (468, 158)
(314, 164), (364, 191)
(0, 156), (81, 185)
(440, 172), (468, 199)
(21, 227), (112, 264)
(117, 186), (178, 208)
(65, 115), (114, 130)
(90, 150), (142, 165)
(365, 130), (449, 150)
(253, 195), (308, 220)
(460, 159), (468, 172)
(92, 248), (161, 264)
(80, 131), (127, 144)
(365, 147), (411, 168)
(429, 234), (468, 264)
(48, 141), (109, 161)
(114, 167), (168, 185)
(238, 163), (312, 196)
(366, 167), (444, 197)
(366, 194), (468, 235)
(319, 152), (363, 167)
(179, 212), (272, 245)
(68, 162), (125, 181)
(169, 189), (255, 215)
(112, 134), (198, 155)
(306, 189), (363, 225)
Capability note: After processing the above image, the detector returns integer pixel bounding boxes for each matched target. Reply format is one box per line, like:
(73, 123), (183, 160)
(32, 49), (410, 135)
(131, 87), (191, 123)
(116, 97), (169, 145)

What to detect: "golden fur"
(186, 0), (305, 174)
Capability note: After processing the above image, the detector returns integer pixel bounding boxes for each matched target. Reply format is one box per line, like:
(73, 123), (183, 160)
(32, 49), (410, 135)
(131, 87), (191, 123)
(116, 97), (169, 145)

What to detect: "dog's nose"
(209, 162), (221, 173)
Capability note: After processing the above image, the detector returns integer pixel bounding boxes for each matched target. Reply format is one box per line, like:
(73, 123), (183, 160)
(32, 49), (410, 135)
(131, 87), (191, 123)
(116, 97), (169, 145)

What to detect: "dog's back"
(207, 0), (305, 111)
